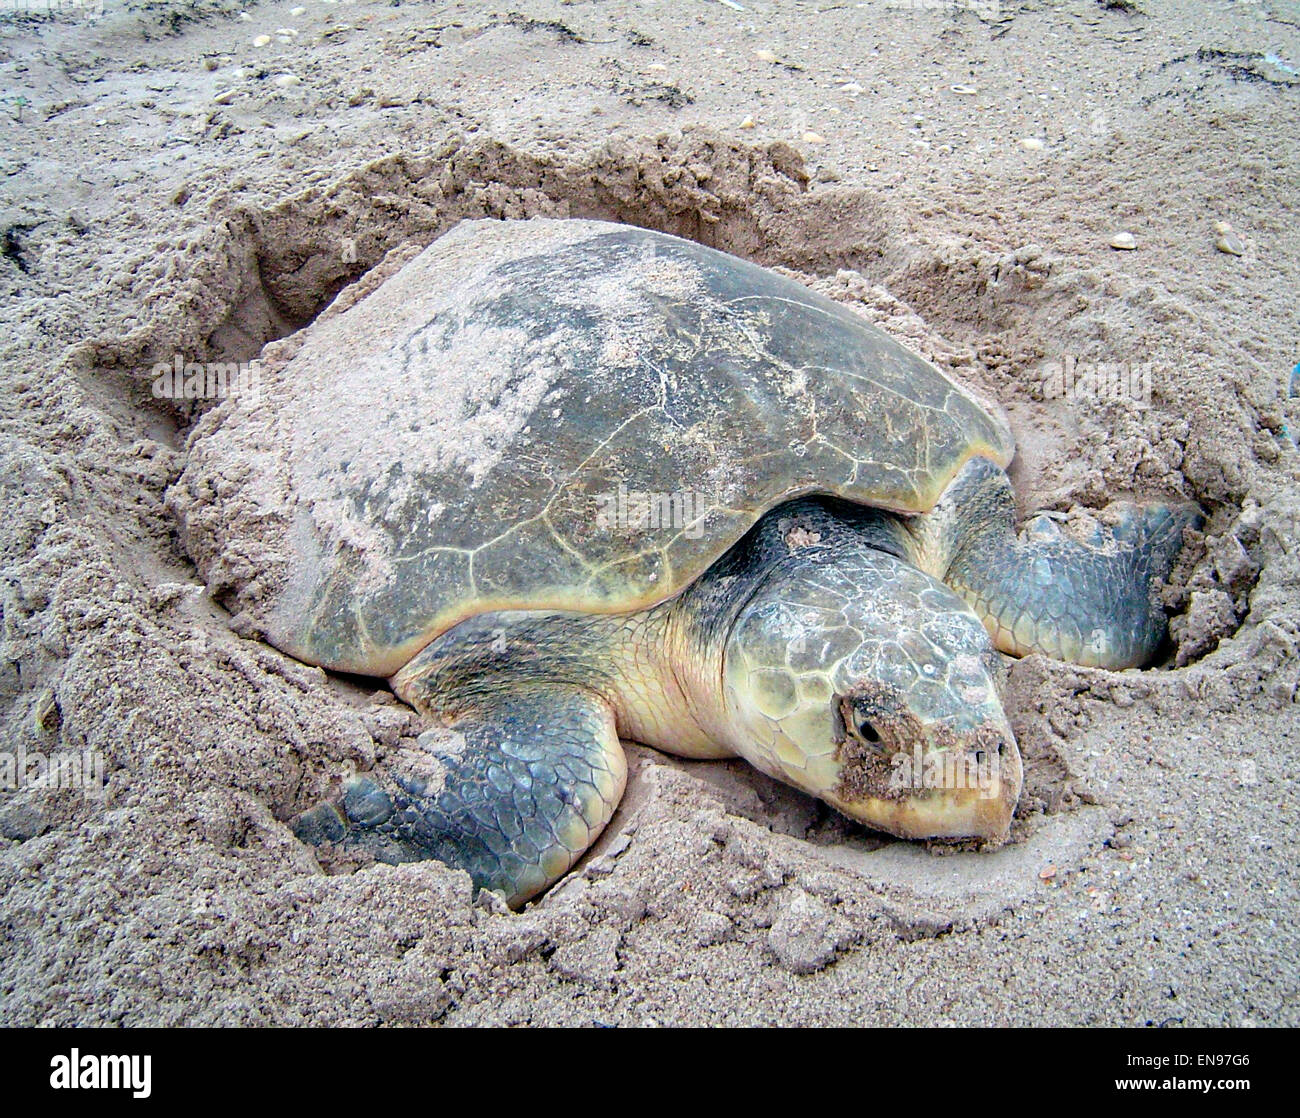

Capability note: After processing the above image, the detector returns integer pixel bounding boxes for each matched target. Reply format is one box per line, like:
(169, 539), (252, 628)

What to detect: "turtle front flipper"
(293, 685), (626, 908)
(916, 457), (1202, 669)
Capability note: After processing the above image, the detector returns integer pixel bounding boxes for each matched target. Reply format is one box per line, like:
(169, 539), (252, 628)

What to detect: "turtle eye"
(836, 695), (888, 753)
(849, 703), (886, 752)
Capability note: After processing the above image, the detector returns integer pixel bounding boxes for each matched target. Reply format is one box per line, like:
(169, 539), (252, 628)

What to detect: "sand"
(0, 0), (1296, 1026)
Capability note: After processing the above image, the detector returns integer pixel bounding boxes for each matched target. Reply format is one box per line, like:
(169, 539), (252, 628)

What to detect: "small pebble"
(290, 5), (305, 14)
(839, 81), (864, 95)
(754, 49), (779, 64)
(253, 34), (271, 47)
(1109, 231), (1137, 250)
(0, 802), (47, 842)
(1212, 219), (1234, 235)
(1020, 136), (1045, 150)
(203, 57), (219, 72)
(801, 131), (826, 144)
(739, 115), (755, 129)
(647, 62), (667, 72)
(213, 89), (237, 105)
(1039, 864), (1059, 881)
(951, 84), (978, 94)
(1215, 232), (1245, 256)
(274, 74), (301, 87)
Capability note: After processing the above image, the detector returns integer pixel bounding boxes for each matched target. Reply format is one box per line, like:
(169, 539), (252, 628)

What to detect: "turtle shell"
(174, 218), (1013, 677)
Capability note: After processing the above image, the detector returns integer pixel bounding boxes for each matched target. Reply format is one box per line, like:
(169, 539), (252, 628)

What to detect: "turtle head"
(721, 545), (1021, 842)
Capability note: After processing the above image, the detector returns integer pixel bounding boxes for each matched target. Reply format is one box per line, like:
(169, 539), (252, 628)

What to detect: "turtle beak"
(867, 736), (1020, 842)
(825, 712), (1022, 844)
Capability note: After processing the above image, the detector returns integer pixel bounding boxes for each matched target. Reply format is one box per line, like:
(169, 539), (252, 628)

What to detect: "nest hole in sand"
(80, 129), (1263, 902)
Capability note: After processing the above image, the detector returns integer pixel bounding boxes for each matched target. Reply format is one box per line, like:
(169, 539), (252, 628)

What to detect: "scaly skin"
(293, 468), (1198, 907)
(711, 502), (1019, 843)
(905, 458), (1203, 668)
(294, 685), (624, 907)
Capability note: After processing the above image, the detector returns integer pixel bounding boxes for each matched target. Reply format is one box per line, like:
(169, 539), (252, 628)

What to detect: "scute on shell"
(172, 218), (1013, 677)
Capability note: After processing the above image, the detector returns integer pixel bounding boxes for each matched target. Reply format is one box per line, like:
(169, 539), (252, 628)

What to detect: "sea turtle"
(172, 217), (1199, 907)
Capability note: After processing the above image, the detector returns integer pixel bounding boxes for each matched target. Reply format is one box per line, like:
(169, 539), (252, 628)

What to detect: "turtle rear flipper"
(293, 685), (626, 908)
(917, 457), (1202, 669)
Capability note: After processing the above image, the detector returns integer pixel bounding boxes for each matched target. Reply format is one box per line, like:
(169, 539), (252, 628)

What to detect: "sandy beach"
(0, 0), (1296, 1026)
